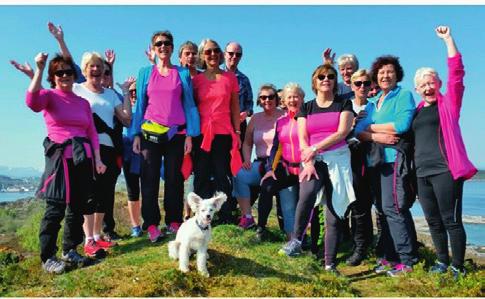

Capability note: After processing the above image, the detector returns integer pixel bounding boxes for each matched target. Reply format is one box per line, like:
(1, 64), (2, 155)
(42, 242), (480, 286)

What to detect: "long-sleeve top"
(416, 53), (476, 180)
(128, 65), (200, 138)
(354, 85), (415, 163)
(26, 89), (100, 151)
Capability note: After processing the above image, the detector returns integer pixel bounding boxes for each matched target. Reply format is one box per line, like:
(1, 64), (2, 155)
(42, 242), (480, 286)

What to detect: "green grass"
(0, 194), (483, 297)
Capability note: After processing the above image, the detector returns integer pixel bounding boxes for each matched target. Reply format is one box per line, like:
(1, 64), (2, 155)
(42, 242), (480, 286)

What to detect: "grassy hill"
(0, 193), (483, 297)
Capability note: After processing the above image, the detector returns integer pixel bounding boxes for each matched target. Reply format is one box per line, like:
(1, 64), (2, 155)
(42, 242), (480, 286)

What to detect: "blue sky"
(1, 5), (484, 170)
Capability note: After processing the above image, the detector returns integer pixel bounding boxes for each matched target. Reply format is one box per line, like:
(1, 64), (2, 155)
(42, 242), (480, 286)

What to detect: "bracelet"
(235, 130), (241, 135)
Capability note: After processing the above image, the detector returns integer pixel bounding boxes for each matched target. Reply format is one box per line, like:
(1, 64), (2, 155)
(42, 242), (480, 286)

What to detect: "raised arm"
(10, 60), (34, 79)
(436, 26), (457, 58)
(48, 22), (72, 59)
(25, 53), (49, 112)
(115, 76), (135, 127)
(322, 48), (336, 65)
(105, 49), (116, 88)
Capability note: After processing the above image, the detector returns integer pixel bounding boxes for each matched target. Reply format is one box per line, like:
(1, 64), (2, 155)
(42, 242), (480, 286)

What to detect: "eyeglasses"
(104, 70), (111, 76)
(259, 94), (276, 101)
(54, 69), (74, 77)
(204, 48), (221, 55)
(227, 51), (242, 58)
(153, 40), (173, 48)
(353, 80), (372, 87)
(317, 73), (336, 81)
(129, 89), (136, 93)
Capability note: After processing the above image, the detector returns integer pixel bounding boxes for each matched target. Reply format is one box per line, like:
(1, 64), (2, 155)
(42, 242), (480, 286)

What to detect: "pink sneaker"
(147, 225), (163, 243)
(238, 216), (255, 229)
(167, 222), (181, 235)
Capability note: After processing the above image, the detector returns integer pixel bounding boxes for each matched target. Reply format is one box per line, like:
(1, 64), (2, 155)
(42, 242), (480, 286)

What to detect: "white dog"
(168, 192), (226, 277)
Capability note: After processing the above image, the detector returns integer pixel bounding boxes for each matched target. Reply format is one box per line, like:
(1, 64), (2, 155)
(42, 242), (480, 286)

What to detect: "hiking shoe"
(450, 265), (467, 280)
(278, 239), (302, 257)
(167, 222), (181, 235)
(95, 236), (117, 250)
(238, 216), (256, 229)
(84, 240), (107, 258)
(346, 251), (366, 266)
(387, 263), (413, 277)
(255, 226), (268, 242)
(147, 225), (164, 243)
(374, 258), (396, 274)
(42, 257), (66, 274)
(61, 249), (92, 267)
(104, 231), (122, 241)
(325, 264), (341, 276)
(429, 261), (449, 274)
(131, 226), (143, 238)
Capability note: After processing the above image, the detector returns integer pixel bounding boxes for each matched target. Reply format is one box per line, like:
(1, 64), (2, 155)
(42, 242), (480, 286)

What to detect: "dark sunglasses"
(317, 73), (336, 81)
(227, 51), (242, 58)
(54, 69), (74, 77)
(129, 89), (136, 93)
(104, 70), (111, 76)
(353, 80), (372, 87)
(153, 40), (173, 47)
(259, 94), (276, 101)
(204, 48), (221, 55)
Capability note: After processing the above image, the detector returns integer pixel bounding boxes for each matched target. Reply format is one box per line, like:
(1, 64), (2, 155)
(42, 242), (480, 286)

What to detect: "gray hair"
(414, 67), (440, 88)
(197, 38), (224, 70)
(282, 82), (305, 100)
(178, 41), (198, 58)
(337, 54), (359, 71)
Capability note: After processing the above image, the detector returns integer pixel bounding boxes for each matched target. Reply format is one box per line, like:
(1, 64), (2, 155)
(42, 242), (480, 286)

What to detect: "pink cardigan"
(416, 53), (477, 180)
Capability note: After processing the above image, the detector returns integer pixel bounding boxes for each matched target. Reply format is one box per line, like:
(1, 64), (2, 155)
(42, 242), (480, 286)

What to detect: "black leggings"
(192, 134), (233, 221)
(39, 158), (93, 262)
(141, 134), (185, 227)
(97, 145), (121, 233)
(122, 157), (141, 201)
(417, 171), (466, 268)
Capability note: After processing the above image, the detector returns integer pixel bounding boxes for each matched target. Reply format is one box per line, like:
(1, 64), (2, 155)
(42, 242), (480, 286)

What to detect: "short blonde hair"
(80, 51), (104, 77)
(414, 67), (440, 88)
(337, 54), (359, 71)
(350, 69), (371, 83)
(282, 82), (305, 100)
(197, 38), (223, 70)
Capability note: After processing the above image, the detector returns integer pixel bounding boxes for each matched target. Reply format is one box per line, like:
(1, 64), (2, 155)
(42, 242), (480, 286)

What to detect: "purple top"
(144, 66), (185, 126)
(26, 89), (100, 151)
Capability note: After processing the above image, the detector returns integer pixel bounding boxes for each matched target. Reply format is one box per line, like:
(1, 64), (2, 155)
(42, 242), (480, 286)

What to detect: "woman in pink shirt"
(192, 38), (242, 224)
(233, 83), (284, 229)
(26, 52), (106, 274)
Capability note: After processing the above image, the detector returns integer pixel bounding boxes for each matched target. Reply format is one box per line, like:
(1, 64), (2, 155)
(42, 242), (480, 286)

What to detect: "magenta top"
(144, 66), (185, 127)
(277, 111), (301, 164)
(26, 89), (100, 151)
(416, 53), (477, 180)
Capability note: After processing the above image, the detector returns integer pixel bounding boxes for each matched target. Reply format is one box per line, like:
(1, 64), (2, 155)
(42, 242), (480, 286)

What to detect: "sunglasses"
(153, 40), (173, 48)
(353, 81), (372, 87)
(129, 89), (136, 93)
(227, 51), (242, 58)
(104, 70), (111, 76)
(317, 73), (336, 81)
(259, 94), (276, 101)
(204, 48), (221, 55)
(54, 69), (74, 77)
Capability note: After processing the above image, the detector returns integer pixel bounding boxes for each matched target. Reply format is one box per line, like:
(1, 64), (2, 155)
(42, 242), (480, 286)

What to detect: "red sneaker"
(147, 225), (163, 243)
(84, 240), (106, 258)
(96, 236), (117, 249)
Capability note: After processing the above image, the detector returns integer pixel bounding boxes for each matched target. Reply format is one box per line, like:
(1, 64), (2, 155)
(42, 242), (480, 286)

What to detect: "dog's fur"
(168, 192), (226, 277)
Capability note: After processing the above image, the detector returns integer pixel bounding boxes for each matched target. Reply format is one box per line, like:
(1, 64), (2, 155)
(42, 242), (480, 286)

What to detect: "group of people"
(14, 23), (476, 279)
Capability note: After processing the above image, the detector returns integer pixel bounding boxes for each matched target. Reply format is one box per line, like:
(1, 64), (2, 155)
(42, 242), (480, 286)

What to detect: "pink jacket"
(416, 53), (477, 180)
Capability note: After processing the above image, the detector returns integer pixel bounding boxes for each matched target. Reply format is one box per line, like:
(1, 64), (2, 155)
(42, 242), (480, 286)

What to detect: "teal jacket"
(128, 65), (200, 138)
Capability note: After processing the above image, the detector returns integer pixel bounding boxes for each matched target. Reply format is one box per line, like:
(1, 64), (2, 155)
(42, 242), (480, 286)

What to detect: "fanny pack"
(141, 120), (186, 144)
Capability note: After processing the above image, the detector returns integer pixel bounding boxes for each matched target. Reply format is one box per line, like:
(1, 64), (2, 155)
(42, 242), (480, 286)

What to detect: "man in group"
(222, 41), (254, 224)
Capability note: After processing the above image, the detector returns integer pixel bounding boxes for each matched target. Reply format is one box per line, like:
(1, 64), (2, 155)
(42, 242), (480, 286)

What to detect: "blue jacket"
(128, 65), (200, 138)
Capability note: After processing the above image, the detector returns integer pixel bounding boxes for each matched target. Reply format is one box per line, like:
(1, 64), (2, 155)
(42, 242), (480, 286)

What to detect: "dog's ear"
(211, 192), (227, 211)
(187, 192), (203, 212)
